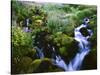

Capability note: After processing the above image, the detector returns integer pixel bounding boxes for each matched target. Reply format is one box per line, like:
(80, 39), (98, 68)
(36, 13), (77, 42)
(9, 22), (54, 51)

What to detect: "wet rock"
(79, 27), (90, 37)
(81, 50), (97, 70)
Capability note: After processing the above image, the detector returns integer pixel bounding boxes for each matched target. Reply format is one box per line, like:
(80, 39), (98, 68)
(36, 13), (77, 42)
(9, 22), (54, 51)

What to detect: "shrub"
(12, 27), (33, 58)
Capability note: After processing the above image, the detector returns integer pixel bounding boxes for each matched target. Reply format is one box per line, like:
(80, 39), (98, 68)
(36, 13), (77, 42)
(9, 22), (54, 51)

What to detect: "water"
(35, 23), (93, 71)
(23, 18), (31, 32)
(67, 23), (93, 70)
(52, 55), (68, 71)
(35, 47), (44, 59)
(51, 47), (68, 71)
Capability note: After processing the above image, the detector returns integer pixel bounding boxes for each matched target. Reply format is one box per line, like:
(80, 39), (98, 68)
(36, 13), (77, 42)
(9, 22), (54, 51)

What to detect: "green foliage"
(47, 12), (73, 34)
(62, 4), (72, 13)
(12, 27), (33, 57)
(77, 9), (92, 19)
(11, 2), (97, 73)
(42, 3), (64, 13)
(53, 32), (74, 46)
(47, 15), (61, 33)
(12, 1), (28, 18)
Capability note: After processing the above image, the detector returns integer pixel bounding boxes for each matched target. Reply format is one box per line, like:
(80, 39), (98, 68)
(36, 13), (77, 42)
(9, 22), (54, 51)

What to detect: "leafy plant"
(12, 27), (33, 58)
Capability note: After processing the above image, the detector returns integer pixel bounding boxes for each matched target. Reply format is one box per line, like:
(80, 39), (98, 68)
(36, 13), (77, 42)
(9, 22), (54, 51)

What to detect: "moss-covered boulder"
(53, 32), (78, 63)
(30, 58), (52, 73)
(12, 56), (33, 74)
(26, 48), (37, 60)
(29, 58), (64, 73)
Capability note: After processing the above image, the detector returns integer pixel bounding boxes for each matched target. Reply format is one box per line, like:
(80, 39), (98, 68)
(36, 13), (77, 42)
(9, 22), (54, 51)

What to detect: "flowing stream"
(35, 22), (93, 71)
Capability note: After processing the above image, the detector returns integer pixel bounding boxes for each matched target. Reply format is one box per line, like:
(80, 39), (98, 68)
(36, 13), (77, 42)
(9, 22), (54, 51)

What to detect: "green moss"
(59, 47), (68, 56)
(30, 58), (52, 73)
(29, 59), (42, 72)
(12, 56), (33, 74)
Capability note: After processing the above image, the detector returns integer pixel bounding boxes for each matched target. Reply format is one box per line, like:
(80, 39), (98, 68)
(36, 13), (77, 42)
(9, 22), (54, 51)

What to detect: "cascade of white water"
(67, 22), (93, 70)
(52, 19), (93, 71)
(35, 18), (93, 71)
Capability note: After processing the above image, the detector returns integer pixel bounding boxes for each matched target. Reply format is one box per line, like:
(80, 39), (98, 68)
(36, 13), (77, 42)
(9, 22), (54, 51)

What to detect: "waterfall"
(34, 18), (93, 71)
(51, 21), (93, 71)
(51, 47), (68, 71)
(23, 18), (31, 32)
(67, 23), (93, 70)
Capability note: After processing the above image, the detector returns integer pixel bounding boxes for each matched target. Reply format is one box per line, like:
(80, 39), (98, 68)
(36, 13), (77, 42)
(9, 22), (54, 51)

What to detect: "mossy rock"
(61, 34), (74, 46)
(30, 58), (52, 73)
(53, 33), (79, 62)
(19, 57), (33, 73)
(60, 39), (78, 62)
(53, 33), (74, 47)
(28, 59), (42, 73)
(29, 58), (64, 73)
(59, 47), (68, 56)
(26, 48), (37, 60)
(12, 56), (33, 74)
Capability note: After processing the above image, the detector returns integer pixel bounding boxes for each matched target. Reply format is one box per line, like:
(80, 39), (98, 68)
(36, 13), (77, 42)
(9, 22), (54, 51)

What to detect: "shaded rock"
(81, 50), (97, 70)
(79, 27), (90, 37)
